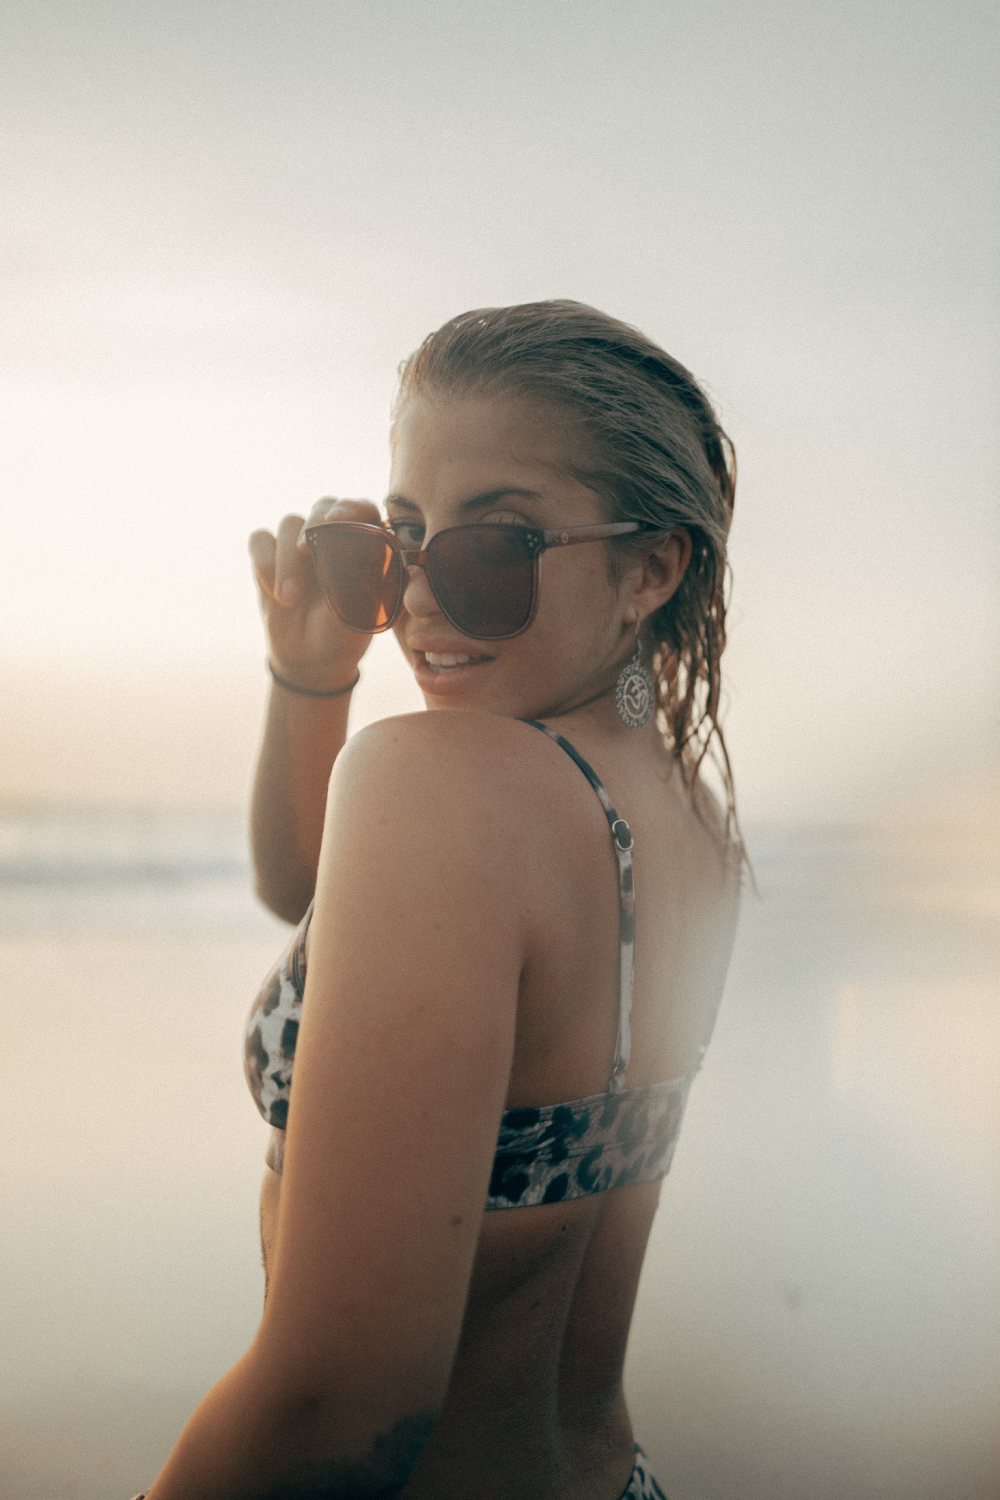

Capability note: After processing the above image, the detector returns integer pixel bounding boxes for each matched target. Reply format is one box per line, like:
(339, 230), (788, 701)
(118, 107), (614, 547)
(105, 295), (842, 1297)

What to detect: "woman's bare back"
(259, 717), (740, 1497)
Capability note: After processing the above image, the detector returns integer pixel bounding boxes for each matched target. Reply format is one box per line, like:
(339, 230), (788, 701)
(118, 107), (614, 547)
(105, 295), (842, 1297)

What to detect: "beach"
(2, 812), (997, 1499)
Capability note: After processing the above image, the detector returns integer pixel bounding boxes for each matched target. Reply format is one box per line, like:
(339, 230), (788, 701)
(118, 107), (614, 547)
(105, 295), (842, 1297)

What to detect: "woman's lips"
(411, 649), (495, 693)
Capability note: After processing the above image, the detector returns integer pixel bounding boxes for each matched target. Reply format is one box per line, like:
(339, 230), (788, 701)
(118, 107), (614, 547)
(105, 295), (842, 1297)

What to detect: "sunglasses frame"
(303, 518), (657, 641)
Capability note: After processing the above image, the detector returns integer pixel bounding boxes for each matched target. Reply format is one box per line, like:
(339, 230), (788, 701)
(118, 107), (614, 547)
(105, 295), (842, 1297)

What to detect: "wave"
(0, 806), (267, 935)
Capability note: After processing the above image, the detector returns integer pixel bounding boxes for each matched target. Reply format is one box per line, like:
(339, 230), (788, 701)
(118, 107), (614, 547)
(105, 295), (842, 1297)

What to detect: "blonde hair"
(396, 299), (745, 864)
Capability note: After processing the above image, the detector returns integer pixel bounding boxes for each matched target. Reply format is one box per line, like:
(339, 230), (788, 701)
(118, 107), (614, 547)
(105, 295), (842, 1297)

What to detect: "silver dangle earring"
(615, 630), (655, 730)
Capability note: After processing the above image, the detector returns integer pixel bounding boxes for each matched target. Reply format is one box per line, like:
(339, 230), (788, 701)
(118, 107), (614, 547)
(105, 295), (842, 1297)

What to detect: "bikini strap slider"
(612, 818), (633, 852)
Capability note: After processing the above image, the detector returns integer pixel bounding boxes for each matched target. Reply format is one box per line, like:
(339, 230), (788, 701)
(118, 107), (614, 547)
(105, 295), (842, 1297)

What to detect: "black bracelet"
(267, 661), (360, 698)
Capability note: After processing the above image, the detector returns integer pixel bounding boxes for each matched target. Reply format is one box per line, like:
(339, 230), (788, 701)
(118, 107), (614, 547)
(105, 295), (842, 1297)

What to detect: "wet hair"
(394, 299), (745, 866)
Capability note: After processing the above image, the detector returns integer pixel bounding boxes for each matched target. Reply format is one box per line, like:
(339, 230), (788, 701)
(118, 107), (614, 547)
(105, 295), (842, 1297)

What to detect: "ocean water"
(2, 809), (997, 1499)
(0, 805), (262, 936)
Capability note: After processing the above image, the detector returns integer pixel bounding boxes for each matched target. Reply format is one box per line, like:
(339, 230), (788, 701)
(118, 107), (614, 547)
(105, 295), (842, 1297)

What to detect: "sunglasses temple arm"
(540, 522), (655, 548)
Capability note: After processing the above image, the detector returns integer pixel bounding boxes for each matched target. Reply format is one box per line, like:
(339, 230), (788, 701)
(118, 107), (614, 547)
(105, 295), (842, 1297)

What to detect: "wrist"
(267, 659), (360, 699)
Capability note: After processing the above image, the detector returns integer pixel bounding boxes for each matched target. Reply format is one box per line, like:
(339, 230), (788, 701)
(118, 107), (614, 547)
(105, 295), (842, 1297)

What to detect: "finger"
(248, 528), (278, 602)
(298, 495), (381, 549)
(273, 513), (311, 607)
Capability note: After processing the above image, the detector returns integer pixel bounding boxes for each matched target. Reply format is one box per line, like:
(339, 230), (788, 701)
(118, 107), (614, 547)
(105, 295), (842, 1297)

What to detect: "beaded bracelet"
(267, 660), (360, 698)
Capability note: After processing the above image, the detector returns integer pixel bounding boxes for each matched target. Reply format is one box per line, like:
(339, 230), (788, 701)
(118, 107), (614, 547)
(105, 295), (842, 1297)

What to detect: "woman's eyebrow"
(384, 487), (546, 515)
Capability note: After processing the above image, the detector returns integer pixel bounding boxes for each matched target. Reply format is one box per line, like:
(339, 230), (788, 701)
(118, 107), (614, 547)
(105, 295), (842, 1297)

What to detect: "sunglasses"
(303, 519), (654, 641)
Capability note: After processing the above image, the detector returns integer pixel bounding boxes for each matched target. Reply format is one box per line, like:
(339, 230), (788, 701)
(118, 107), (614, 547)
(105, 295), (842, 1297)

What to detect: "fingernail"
(279, 578), (302, 606)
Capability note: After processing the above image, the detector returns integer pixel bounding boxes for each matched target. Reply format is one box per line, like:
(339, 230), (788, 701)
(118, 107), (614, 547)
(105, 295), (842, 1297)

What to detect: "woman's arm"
(141, 1345), (434, 1499)
(248, 500), (378, 922)
(250, 676), (354, 923)
(140, 713), (528, 1499)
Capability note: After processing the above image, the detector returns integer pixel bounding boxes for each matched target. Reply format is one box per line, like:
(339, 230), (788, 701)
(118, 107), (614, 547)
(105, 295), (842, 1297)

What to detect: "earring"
(615, 632), (655, 729)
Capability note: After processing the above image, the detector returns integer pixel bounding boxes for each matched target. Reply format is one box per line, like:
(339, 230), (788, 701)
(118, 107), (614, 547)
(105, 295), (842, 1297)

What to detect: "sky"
(1, 0), (997, 821)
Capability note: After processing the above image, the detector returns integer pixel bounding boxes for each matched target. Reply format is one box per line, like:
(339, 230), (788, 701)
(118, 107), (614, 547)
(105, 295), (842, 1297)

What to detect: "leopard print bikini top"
(244, 719), (701, 1210)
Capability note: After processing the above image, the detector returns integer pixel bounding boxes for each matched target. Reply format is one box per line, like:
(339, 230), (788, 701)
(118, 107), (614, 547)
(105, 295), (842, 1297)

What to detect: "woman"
(133, 301), (744, 1499)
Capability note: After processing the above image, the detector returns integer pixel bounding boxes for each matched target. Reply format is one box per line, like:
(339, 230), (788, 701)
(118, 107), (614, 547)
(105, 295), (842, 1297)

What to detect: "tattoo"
(249, 1411), (437, 1499)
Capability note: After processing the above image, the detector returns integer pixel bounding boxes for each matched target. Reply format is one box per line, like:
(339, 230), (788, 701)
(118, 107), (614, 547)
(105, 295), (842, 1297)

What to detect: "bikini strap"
(519, 719), (635, 1093)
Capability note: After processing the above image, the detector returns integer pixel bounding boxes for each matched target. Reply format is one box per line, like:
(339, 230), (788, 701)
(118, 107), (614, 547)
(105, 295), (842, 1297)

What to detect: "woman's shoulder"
(319, 713), (557, 943)
(347, 708), (539, 750)
(330, 711), (559, 844)
(338, 710), (557, 787)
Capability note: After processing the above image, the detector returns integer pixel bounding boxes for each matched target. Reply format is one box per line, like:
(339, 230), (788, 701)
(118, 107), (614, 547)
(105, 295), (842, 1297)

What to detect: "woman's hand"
(249, 497), (381, 693)
(249, 497), (381, 921)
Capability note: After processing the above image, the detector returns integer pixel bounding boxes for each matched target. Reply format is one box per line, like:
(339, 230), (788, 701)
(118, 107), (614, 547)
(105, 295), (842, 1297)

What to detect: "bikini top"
(244, 719), (701, 1210)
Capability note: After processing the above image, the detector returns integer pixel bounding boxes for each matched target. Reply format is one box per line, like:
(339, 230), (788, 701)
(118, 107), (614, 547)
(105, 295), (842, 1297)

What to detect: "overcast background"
(2, 0), (997, 823)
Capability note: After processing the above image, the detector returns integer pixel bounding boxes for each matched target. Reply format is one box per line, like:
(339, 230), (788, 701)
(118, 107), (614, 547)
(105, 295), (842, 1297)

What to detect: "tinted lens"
(309, 526), (402, 633)
(428, 525), (536, 639)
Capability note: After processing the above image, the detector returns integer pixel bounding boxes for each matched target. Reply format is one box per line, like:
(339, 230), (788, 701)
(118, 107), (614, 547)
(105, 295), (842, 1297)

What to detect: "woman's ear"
(627, 531), (692, 621)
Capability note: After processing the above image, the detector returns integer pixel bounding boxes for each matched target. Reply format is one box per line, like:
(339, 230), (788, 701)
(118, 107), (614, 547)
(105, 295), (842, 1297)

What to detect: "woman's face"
(387, 390), (636, 720)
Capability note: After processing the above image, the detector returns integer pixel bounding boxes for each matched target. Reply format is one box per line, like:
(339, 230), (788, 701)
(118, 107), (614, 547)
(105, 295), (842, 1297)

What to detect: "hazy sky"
(2, 0), (997, 819)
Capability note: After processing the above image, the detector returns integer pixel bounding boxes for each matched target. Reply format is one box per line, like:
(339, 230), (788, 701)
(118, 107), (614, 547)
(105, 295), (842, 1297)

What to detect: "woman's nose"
(400, 560), (439, 619)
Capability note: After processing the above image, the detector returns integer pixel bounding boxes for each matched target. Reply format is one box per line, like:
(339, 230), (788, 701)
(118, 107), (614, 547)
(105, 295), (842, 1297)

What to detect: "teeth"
(424, 652), (475, 667)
